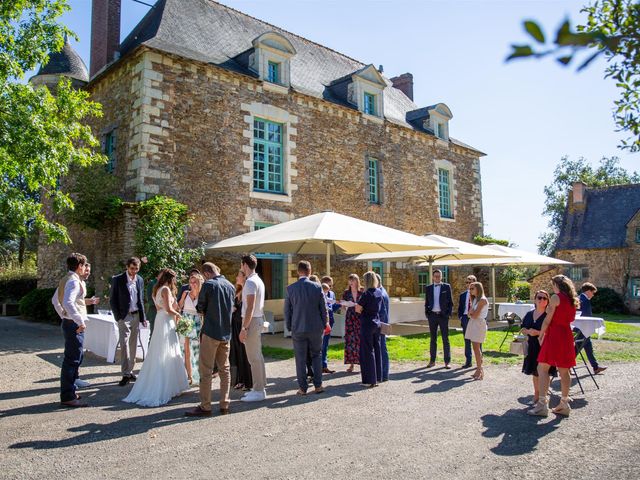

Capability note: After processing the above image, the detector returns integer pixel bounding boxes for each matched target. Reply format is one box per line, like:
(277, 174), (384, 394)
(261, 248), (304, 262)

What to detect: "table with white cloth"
(572, 316), (606, 338)
(497, 303), (534, 320)
(85, 314), (150, 363)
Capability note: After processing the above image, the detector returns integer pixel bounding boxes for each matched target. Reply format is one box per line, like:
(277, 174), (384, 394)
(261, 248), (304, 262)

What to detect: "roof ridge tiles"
(203, 0), (366, 69)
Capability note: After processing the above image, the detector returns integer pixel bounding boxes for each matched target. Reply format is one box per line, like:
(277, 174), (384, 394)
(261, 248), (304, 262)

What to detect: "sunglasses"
(536, 296), (548, 301)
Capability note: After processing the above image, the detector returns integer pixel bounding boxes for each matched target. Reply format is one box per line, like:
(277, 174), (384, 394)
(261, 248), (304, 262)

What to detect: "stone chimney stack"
(569, 181), (587, 213)
(90, 0), (121, 78)
(390, 73), (414, 101)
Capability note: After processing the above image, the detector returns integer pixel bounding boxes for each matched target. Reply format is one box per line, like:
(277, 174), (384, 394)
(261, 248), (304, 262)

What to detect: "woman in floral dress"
(178, 273), (204, 385)
(342, 273), (364, 373)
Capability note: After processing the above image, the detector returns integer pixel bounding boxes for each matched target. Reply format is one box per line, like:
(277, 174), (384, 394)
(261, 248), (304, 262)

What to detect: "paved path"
(1, 316), (639, 479)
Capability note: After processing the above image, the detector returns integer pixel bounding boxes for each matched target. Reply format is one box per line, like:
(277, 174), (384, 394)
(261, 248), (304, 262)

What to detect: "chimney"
(390, 73), (414, 101)
(569, 181), (587, 213)
(90, 0), (121, 78)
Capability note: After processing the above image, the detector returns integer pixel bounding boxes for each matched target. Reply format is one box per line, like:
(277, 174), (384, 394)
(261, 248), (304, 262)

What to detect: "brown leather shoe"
(594, 366), (608, 374)
(426, 362), (436, 368)
(322, 368), (335, 374)
(60, 399), (88, 408)
(314, 386), (325, 394)
(185, 406), (212, 417)
(296, 389), (307, 396)
(219, 408), (230, 415)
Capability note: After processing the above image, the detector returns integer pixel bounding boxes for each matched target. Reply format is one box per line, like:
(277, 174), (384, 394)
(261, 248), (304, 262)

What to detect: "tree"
(0, 0), (105, 245)
(538, 155), (640, 254)
(508, 0), (640, 152)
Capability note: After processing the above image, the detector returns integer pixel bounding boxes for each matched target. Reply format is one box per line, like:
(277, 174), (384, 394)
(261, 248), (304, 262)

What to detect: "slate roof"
(556, 183), (640, 250)
(37, 37), (89, 82)
(115, 0), (483, 155)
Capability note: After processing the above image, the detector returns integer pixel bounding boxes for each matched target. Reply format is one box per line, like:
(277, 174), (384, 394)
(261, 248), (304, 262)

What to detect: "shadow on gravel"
(481, 409), (563, 455)
(8, 406), (194, 450)
(384, 366), (473, 394)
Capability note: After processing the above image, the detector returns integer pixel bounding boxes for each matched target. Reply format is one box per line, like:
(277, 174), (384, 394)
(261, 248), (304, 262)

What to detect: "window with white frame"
(253, 118), (284, 194)
(438, 168), (453, 219)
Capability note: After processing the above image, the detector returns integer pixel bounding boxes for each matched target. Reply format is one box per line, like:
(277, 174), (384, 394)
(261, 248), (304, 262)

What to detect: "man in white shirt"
(238, 254), (267, 402)
(56, 253), (90, 407)
(52, 262), (100, 389)
(457, 275), (477, 369)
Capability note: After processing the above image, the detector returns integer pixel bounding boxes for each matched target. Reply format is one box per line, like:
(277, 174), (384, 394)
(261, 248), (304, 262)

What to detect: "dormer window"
(249, 32), (296, 89)
(426, 103), (453, 141)
(364, 92), (376, 115)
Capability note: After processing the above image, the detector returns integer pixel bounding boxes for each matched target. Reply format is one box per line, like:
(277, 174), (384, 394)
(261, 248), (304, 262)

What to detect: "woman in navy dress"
(355, 271), (383, 387)
(520, 290), (555, 404)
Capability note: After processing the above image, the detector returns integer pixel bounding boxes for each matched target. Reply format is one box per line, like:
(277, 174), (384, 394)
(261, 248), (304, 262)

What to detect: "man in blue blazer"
(109, 257), (147, 386)
(284, 260), (329, 395)
(457, 275), (476, 368)
(424, 269), (454, 368)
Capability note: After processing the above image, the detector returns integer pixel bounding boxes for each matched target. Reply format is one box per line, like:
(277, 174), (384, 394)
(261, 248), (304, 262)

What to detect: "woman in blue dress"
(520, 290), (555, 404)
(355, 271), (383, 387)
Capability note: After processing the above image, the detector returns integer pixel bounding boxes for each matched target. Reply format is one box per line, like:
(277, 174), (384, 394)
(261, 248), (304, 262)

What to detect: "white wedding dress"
(123, 286), (189, 407)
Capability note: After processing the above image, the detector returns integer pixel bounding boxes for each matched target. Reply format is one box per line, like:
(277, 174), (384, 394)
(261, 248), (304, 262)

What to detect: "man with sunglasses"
(457, 275), (477, 369)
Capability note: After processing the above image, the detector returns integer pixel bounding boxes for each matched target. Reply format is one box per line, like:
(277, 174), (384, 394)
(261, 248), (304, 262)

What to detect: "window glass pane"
(438, 168), (452, 218)
(364, 93), (375, 115)
(253, 118), (283, 193)
(418, 272), (430, 298)
(368, 158), (379, 203)
(632, 278), (640, 298)
(636, 227), (640, 243)
(268, 61), (279, 83)
(372, 261), (384, 279)
(104, 131), (116, 173)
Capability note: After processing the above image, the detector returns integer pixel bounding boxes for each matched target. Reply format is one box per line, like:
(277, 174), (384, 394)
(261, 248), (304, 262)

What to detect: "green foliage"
(134, 196), (204, 282)
(513, 281), (531, 301)
(592, 287), (628, 314)
(0, 0), (106, 244)
(18, 287), (59, 323)
(472, 234), (510, 247)
(66, 165), (122, 229)
(538, 156), (639, 253)
(0, 267), (37, 301)
(507, 1), (640, 152)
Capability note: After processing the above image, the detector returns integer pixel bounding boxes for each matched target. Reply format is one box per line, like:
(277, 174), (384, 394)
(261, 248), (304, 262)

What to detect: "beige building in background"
(35, 0), (485, 300)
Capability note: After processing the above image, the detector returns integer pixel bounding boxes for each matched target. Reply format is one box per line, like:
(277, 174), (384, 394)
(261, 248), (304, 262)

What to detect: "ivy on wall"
(134, 195), (204, 282)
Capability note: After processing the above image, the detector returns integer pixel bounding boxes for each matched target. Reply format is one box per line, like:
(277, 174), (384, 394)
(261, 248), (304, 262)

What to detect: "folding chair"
(498, 313), (521, 351)
(571, 330), (599, 394)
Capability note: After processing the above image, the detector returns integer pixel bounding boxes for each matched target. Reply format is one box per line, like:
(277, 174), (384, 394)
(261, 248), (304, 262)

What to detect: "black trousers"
(60, 319), (84, 402)
(427, 312), (450, 363)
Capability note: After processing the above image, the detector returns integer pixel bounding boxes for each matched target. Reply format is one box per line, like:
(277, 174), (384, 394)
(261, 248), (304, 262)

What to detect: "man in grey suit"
(284, 260), (329, 395)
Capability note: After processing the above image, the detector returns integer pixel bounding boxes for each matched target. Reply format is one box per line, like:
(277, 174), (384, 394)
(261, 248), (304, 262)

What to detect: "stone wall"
(529, 247), (640, 313)
(39, 46), (486, 301)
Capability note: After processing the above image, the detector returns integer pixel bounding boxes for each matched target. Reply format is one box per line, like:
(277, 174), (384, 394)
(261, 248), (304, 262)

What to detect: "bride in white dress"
(124, 268), (189, 407)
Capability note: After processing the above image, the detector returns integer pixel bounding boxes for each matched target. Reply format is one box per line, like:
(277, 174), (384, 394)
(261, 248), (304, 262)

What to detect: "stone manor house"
(35, 0), (485, 299)
(530, 182), (640, 314)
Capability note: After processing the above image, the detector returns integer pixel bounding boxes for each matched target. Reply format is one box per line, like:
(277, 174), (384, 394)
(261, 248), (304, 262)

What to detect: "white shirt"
(127, 274), (138, 312)
(463, 290), (471, 316)
(432, 283), (442, 312)
(242, 272), (265, 318)
(62, 272), (87, 327)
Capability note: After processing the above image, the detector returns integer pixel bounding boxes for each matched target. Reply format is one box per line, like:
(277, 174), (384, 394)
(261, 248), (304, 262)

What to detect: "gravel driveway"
(1, 316), (638, 479)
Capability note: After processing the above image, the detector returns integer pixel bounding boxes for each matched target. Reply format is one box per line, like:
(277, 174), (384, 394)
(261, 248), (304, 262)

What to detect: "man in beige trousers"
(185, 262), (236, 417)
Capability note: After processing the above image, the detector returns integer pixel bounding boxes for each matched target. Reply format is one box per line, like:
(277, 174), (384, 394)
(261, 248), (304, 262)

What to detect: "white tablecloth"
(572, 316), (606, 338)
(497, 303), (534, 320)
(85, 314), (150, 363)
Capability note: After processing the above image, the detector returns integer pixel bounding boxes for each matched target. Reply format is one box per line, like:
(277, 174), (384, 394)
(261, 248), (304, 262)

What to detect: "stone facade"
(38, 47), (485, 302)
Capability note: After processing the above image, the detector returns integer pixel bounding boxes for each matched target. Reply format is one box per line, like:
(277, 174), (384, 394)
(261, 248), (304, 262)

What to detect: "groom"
(109, 257), (147, 386)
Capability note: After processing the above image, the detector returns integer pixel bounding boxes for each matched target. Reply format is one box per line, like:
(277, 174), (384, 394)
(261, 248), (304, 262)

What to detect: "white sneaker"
(240, 390), (266, 402)
(74, 378), (91, 388)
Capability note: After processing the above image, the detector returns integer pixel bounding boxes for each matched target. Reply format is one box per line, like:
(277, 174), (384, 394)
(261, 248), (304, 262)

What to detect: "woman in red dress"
(529, 275), (579, 417)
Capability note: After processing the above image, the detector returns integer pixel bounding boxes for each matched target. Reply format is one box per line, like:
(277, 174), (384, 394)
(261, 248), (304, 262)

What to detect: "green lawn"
(263, 314), (640, 365)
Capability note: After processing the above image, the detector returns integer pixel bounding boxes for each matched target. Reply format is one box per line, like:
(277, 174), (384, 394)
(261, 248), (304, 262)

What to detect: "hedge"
(591, 287), (627, 314)
(18, 288), (59, 324)
(0, 274), (37, 302)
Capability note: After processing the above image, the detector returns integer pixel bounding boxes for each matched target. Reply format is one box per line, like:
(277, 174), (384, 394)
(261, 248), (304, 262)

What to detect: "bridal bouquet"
(176, 316), (194, 336)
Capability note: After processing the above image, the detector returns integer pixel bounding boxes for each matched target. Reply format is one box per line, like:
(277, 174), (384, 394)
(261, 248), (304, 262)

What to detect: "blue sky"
(55, 0), (637, 252)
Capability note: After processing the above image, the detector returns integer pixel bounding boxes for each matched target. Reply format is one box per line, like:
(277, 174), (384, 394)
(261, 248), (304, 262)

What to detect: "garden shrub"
(18, 288), (59, 324)
(591, 287), (627, 314)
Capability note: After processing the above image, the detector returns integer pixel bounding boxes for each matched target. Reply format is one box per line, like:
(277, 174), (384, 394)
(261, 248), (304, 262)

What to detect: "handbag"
(379, 322), (392, 335)
(509, 338), (528, 356)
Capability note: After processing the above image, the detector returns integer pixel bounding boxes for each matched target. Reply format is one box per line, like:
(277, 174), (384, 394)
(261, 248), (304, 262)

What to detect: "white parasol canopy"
(205, 211), (450, 275)
(416, 244), (572, 319)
